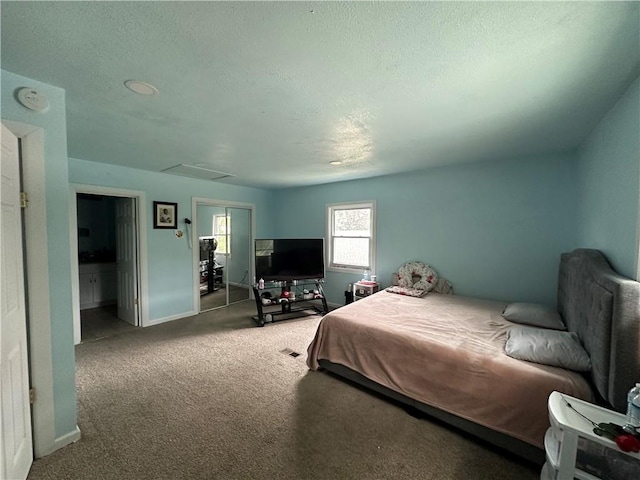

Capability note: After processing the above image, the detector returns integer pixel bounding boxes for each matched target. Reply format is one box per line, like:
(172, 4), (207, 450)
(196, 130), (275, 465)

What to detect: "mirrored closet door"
(196, 201), (252, 313)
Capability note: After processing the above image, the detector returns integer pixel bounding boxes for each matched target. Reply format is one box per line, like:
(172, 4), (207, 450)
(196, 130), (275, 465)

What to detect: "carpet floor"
(27, 301), (539, 479)
(200, 285), (250, 311)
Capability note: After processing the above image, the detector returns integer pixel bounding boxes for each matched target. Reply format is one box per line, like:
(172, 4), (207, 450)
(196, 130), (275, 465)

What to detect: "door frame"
(191, 197), (256, 312)
(69, 184), (149, 343)
(2, 120), (81, 458)
(1, 122), (33, 478)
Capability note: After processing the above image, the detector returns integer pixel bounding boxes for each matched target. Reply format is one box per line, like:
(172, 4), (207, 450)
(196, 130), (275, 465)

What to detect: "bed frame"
(317, 249), (640, 464)
(557, 249), (640, 412)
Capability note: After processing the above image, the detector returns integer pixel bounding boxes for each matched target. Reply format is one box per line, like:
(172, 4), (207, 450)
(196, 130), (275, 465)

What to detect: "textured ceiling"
(1, 1), (639, 189)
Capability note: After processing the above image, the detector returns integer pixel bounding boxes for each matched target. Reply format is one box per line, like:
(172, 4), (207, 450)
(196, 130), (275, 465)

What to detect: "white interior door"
(115, 197), (139, 326)
(1, 123), (33, 479)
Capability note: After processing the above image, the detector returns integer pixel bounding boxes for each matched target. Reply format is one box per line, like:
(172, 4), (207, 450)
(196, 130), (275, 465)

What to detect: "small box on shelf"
(354, 281), (379, 300)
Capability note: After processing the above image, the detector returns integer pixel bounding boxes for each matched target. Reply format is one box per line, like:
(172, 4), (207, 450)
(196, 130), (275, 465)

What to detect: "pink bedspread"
(306, 291), (594, 448)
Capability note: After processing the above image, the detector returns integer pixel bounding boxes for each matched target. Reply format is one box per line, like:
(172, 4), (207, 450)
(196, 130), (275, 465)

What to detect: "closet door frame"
(191, 197), (255, 312)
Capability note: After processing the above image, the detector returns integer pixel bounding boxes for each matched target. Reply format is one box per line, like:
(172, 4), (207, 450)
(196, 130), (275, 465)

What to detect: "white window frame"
(213, 213), (231, 256)
(326, 201), (376, 274)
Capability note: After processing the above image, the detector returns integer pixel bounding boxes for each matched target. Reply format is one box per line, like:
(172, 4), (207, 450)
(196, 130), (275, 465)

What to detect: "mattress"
(306, 290), (594, 448)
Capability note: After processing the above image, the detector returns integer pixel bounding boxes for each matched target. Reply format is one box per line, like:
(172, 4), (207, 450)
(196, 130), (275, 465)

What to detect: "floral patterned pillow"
(385, 286), (428, 297)
(397, 261), (438, 292)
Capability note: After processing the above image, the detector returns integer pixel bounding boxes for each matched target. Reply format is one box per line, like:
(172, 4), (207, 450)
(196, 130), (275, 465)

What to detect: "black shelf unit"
(199, 237), (223, 294)
(200, 263), (223, 294)
(252, 280), (328, 326)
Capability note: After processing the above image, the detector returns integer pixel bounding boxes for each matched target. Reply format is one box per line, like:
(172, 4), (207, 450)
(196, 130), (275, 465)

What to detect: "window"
(213, 214), (231, 255)
(327, 201), (376, 273)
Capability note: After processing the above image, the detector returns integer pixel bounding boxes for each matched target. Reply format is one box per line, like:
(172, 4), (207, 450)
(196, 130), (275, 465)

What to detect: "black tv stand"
(251, 279), (328, 326)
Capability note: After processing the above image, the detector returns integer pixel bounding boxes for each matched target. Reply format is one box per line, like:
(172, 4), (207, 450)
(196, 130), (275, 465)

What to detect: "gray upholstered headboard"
(557, 249), (640, 412)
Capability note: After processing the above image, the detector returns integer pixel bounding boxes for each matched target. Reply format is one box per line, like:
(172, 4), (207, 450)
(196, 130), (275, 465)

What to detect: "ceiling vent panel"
(161, 164), (235, 181)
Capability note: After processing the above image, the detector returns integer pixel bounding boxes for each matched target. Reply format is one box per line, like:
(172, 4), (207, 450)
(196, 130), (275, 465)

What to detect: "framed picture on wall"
(153, 201), (178, 229)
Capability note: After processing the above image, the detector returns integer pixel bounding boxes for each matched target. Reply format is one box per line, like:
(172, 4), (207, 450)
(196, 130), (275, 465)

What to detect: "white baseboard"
(146, 310), (197, 327)
(37, 425), (81, 459)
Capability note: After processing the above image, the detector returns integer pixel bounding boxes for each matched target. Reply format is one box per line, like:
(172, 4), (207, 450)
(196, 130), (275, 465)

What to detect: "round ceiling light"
(124, 80), (158, 95)
(329, 161), (342, 166)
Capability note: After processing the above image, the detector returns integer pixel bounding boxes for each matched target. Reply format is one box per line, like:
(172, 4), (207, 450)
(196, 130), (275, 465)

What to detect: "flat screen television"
(255, 238), (325, 281)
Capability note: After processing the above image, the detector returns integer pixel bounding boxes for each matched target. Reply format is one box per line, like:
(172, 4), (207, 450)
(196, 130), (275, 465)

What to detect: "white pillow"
(505, 326), (591, 372)
(502, 302), (566, 330)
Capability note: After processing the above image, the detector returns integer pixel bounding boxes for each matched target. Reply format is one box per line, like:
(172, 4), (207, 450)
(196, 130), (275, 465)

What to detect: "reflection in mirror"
(225, 207), (251, 305)
(197, 204), (251, 312)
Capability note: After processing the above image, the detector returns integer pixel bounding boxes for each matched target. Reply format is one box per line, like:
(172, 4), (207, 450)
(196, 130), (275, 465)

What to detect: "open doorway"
(75, 194), (139, 341)
(70, 185), (149, 344)
(192, 198), (255, 313)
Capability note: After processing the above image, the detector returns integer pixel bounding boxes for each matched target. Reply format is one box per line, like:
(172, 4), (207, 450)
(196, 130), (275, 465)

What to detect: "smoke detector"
(17, 87), (50, 112)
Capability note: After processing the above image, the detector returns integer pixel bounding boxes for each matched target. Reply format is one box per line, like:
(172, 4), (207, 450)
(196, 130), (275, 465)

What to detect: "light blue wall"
(196, 205), (222, 238)
(578, 76), (640, 280)
(274, 154), (580, 307)
(68, 158), (275, 320)
(1, 70), (77, 438)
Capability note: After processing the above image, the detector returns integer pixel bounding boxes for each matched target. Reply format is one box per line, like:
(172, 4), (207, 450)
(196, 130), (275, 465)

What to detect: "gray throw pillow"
(502, 302), (566, 330)
(505, 326), (591, 371)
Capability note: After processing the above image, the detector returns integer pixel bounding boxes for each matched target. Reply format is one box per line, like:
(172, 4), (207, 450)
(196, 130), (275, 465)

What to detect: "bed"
(306, 249), (640, 462)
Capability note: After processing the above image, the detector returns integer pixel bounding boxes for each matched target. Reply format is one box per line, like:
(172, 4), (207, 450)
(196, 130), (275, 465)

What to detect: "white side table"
(542, 391), (640, 480)
(353, 281), (379, 300)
